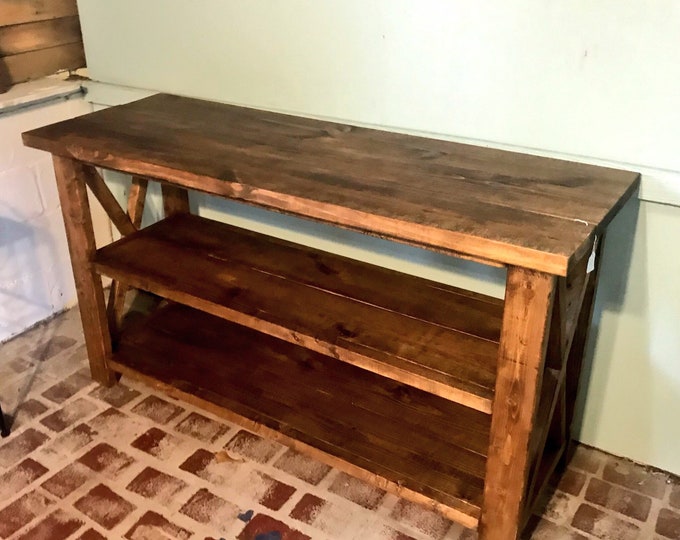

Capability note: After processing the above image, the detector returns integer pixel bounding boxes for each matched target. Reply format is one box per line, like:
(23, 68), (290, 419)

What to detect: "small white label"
(587, 237), (598, 273)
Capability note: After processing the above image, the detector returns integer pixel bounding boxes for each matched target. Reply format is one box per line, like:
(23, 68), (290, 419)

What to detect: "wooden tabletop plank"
(22, 93), (640, 275)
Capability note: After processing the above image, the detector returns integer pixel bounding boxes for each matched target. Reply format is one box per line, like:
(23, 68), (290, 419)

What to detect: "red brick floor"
(1, 307), (679, 539)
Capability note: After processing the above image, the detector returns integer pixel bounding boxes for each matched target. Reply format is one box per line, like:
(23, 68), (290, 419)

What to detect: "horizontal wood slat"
(22, 94), (641, 275)
(0, 0), (78, 26)
(0, 16), (81, 57)
(110, 302), (490, 526)
(95, 213), (503, 411)
(1, 41), (84, 85)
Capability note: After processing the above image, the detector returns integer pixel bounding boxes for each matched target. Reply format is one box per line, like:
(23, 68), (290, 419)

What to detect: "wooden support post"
(161, 183), (190, 217)
(516, 242), (596, 528)
(53, 156), (116, 386)
(128, 176), (149, 228)
(0, 402), (8, 437)
(108, 176), (149, 335)
(107, 279), (127, 339)
(479, 267), (555, 540)
(562, 235), (606, 464)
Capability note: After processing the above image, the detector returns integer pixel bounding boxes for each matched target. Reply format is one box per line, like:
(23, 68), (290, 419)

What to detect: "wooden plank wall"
(0, 0), (85, 92)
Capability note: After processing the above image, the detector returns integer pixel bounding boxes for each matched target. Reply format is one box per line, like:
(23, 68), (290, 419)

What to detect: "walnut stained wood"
(107, 176), (149, 334)
(52, 157), (115, 386)
(82, 167), (136, 236)
(160, 183), (190, 217)
(480, 269), (555, 539)
(23, 94), (639, 539)
(22, 94), (640, 276)
(95, 213), (503, 412)
(111, 302), (490, 527)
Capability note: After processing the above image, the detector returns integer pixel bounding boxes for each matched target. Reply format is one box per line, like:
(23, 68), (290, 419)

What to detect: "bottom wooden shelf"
(109, 303), (491, 527)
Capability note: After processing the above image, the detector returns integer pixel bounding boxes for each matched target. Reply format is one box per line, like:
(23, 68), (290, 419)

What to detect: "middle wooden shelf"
(94, 213), (503, 412)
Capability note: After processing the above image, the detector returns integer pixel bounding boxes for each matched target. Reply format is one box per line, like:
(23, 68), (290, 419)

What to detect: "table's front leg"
(53, 156), (116, 386)
(479, 267), (556, 540)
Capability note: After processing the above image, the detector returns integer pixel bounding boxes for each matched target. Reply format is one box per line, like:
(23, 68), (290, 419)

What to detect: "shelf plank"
(110, 303), (490, 527)
(95, 214), (502, 412)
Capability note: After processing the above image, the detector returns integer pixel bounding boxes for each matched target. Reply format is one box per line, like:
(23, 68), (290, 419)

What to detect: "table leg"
(108, 176), (149, 335)
(562, 234), (605, 465)
(0, 402), (8, 437)
(53, 156), (116, 386)
(479, 267), (556, 540)
(161, 183), (190, 217)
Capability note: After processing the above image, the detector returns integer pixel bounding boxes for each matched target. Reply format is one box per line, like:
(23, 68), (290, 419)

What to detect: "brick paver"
(274, 449), (331, 485)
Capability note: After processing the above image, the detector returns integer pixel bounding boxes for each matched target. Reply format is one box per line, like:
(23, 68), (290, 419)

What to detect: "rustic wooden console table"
(23, 94), (639, 539)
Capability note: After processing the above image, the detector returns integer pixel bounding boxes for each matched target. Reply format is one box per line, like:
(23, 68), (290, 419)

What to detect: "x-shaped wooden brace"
(521, 235), (605, 525)
(81, 168), (190, 336)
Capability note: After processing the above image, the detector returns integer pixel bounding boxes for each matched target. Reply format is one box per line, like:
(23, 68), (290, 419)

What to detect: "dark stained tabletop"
(23, 93), (640, 275)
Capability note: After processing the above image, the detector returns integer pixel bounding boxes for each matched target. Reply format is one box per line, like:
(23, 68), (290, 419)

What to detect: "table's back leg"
(161, 183), (190, 216)
(108, 176), (149, 334)
(53, 156), (116, 386)
(562, 234), (605, 465)
(478, 267), (556, 540)
(0, 402), (8, 437)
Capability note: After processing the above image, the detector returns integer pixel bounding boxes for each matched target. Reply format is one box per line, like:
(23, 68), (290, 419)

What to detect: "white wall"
(0, 88), (110, 342)
(578, 200), (680, 474)
(77, 1), (680, 474)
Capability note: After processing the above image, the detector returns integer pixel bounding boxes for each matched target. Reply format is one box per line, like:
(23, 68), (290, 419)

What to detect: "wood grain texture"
(521, 244), (594, 526)
(0, 0), (78, 26)
(0, 16), (81, 57)
(127, 176), (148, 228)
(523, 368), (565, 526)
(2, 41), (84, 85)
(106, 279), (125, 339)
(52, 156), (115, 386)
(111, 302), (490, 527)
(563, 234), (606, 464)
(160, 183), (190, 217)
(95, 213), (502, 411)
(479, 268), (555, 540)
(83, 167), (136, 236)
(22, 94), (640, 275)
(107, 176), (149, 335)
